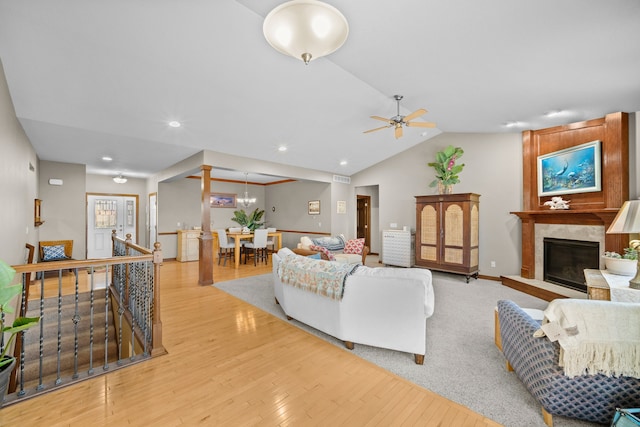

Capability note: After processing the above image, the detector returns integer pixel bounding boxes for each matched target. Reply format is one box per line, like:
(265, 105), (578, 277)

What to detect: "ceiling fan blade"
(363, 125), (391, 134)
(370, 115), (393, 123)
(403, 108), (427, 122)
(406, 121), (437, 128)
(395, 125), (403, 139)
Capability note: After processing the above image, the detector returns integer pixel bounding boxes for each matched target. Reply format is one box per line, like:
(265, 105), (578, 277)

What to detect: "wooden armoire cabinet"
(415, 193), (480, 282)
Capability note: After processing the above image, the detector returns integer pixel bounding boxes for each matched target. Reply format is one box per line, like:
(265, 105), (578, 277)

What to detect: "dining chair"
(227, 227), (242, 245)
(244, 229), (269, 265)
(266, 227), (277, 253)
(216, 229), (235, 266)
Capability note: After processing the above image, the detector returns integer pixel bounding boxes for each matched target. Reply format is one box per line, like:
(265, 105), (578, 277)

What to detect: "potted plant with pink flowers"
(428, 145), (465, 194)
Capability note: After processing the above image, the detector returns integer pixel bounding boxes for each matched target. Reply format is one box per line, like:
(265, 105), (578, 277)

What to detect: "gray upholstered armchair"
(496, 300), (640, 426)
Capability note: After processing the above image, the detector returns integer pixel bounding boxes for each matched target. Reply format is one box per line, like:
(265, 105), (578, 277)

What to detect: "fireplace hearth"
(543, 238), (600, 292)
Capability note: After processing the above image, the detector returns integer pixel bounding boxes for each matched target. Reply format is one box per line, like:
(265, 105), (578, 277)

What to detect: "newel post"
(151, 242), (166, 356)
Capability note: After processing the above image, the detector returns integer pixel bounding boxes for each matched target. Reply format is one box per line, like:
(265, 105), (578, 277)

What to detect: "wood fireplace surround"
(511, 112), (629, 279)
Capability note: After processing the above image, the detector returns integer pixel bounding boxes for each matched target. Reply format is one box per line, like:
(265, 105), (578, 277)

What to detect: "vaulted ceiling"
(1, 1), (639, 183)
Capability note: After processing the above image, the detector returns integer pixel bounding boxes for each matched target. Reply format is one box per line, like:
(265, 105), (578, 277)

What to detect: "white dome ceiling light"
(263, 0), (349, 65)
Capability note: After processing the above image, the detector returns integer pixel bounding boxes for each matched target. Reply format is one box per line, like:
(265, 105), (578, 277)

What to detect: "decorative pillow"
(311, 235), (345, 251)
(309, 244), (336, 261)
(42, 245), (67, 261)
(300, 236), (314, 250)
(344, 238), (365, 255)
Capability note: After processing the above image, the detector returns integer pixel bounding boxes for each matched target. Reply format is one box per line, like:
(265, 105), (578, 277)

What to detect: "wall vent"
(333, 174), (351, 184)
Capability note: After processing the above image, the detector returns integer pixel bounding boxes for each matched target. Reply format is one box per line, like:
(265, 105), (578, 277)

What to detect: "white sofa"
(296, 235), (367, 264)
(273, 248), (435, 364)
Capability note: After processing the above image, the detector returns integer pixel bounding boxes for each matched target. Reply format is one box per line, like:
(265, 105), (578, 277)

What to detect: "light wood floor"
(3, 257), (501, 426)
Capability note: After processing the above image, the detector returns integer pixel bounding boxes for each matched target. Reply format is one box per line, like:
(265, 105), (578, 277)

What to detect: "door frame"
(356, 195), (371, 252)
(86, 192), (139, 258)
(148, 192), (158, 248)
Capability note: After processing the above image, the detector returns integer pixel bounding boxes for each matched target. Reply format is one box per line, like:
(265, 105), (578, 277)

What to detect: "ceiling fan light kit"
(364, 94), (436, 139)
(263, 0), (349, 65)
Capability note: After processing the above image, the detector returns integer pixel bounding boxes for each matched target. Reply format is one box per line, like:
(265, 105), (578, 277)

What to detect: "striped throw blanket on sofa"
(277, 255), (358, 300)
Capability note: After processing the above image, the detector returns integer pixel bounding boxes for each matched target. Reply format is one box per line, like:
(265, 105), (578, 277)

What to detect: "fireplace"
(543, 238), (600, 292)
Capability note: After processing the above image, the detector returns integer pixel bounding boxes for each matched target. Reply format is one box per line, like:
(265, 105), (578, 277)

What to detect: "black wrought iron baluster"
(17, 272), (28, 396)
(88, 265), (95, 375)
(103, 264), (110, 372)
(72, 268), (80, 379)
(36, 274), (45, 391)
(55, 270), (62, 385)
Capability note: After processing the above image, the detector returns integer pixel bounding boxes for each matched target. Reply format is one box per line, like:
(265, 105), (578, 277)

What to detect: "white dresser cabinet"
(177, 230), (200, 262)
(382, 230), (415, 267)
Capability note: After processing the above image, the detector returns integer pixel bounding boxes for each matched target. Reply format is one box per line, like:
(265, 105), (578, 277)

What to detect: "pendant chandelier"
(238, 173), (256, 208)
(263, 0), (349, 65)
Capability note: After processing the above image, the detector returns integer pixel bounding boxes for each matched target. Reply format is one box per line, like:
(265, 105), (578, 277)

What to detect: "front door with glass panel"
(87, 195), (137, 258)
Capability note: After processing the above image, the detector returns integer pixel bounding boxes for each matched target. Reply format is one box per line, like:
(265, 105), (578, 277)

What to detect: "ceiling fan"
(364, 95), (436, 139)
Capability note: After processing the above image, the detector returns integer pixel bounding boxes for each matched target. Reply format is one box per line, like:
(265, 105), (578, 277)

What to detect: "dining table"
(214, 231), (283, 268)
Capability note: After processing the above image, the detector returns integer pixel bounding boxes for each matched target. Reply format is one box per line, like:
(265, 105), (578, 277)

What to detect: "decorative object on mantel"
(603, 248), (638, 276)
(428, 145), (464, 195)
(606, 200), (640, 289)
(543, 196), (571, 210)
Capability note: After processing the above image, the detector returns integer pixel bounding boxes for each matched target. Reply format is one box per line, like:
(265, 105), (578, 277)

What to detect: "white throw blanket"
(539, 299), (640, 378)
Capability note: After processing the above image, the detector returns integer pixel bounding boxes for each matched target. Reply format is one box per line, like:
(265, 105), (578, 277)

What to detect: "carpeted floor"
(214, 270), (603, 427)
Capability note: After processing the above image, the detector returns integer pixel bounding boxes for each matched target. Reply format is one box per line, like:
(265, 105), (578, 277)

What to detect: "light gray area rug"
(214, 271), (601, 427)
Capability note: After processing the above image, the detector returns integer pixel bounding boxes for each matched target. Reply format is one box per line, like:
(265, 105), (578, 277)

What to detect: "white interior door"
(87, 195), (137, 258)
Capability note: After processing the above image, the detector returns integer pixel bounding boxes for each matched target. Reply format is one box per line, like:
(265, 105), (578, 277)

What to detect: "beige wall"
(352, 132), (523, 276)
(38, 161), (86, 259)
(0, 59), (39, 264)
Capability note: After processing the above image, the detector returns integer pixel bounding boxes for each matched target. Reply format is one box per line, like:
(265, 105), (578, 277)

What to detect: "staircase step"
(17, 289), (120, 386)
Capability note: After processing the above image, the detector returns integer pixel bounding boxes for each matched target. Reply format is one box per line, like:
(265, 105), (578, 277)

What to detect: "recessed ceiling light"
(340, 160), (348, 166)
(102, 156), (113, 162)
(278, 145), (287, 152)
(544, 110), (565, 118)
(168, 121), (181, 128)
(504, 121), (524, 128)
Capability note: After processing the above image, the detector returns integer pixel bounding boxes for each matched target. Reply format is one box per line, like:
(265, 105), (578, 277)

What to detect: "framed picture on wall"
(308, 200), (320, 215)
(336, 200), (346, 214)
(210, 193), (237, 208)
(537, 140), (601, 197)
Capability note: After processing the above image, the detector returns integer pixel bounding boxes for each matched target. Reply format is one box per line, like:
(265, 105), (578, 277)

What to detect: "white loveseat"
(272, 248), (435, 364)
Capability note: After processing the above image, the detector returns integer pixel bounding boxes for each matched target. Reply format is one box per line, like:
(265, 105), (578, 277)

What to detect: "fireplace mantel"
(511, 209), (619, 226)
(511, 208), (626, 279)
(511, 112), (629, 280)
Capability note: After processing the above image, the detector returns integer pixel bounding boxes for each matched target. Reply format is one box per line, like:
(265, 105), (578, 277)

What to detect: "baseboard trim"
(478, 274), (501, 282)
